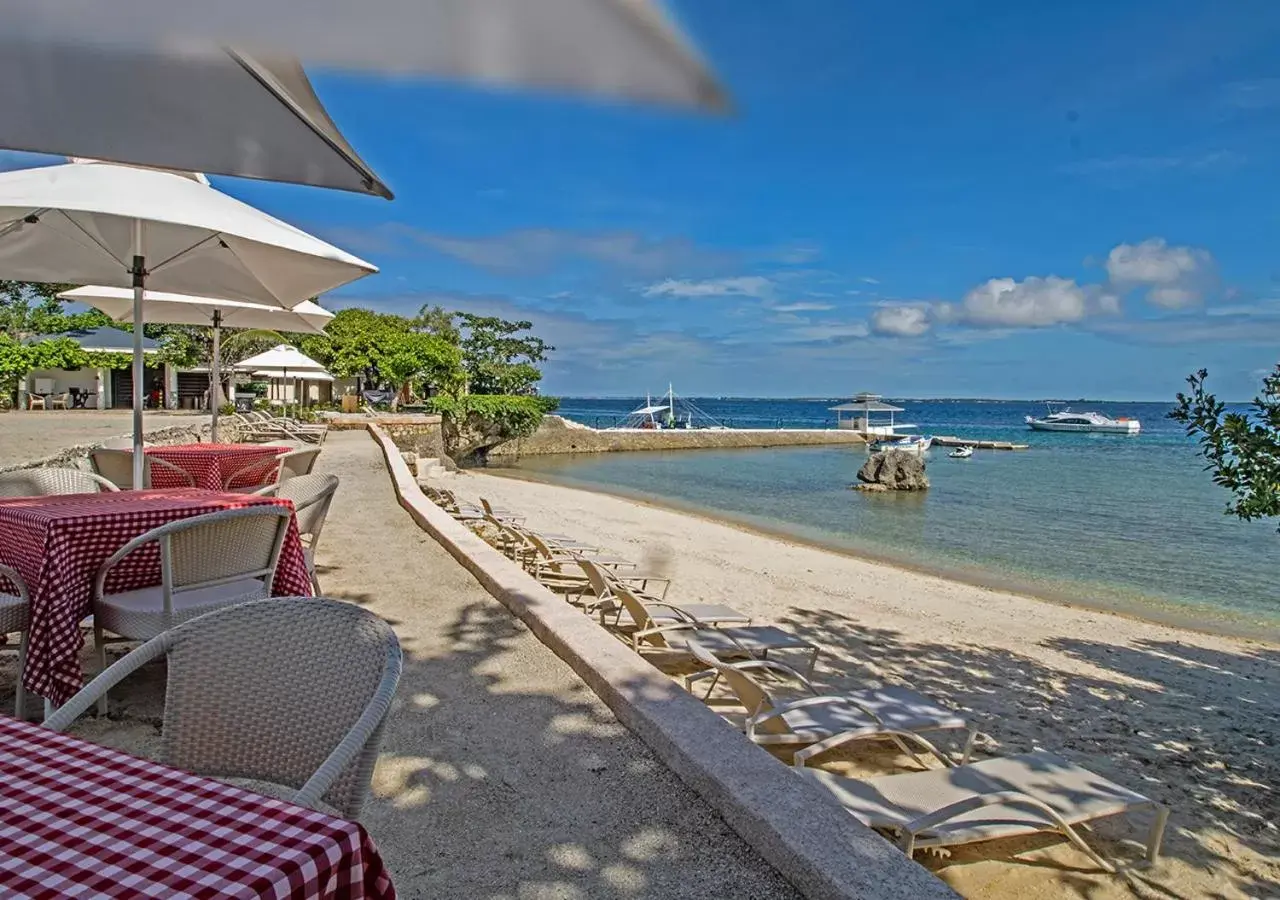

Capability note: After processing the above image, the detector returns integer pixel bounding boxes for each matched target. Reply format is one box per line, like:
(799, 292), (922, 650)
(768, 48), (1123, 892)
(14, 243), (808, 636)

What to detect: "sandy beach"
(451, 468), (1280, 900)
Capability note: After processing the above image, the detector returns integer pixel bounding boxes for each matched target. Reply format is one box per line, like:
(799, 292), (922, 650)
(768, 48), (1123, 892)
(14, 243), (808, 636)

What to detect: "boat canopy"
(629, 403), (670, 415)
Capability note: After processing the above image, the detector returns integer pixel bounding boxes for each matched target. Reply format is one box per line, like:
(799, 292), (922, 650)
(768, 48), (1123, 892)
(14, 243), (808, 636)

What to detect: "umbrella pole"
(130, 220), (146, 489)
(210, 310), (222, 442)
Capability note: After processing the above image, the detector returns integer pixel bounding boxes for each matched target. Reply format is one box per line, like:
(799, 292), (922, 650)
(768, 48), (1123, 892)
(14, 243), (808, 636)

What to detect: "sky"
(12, 0), (1280, 400)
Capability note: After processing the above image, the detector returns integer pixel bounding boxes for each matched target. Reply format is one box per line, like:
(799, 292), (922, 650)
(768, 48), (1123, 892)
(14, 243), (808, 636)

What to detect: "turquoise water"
(510, 399), (1280, 639)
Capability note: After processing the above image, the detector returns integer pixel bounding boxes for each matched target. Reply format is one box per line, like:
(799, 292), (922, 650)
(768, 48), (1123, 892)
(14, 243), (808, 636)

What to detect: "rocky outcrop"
(854, 449), (929, 492)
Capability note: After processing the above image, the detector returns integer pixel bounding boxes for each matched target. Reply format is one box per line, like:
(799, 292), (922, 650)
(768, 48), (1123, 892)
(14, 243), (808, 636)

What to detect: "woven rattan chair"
(0, 468), (121, 497)
(223, 447), (322, 492)
(89, 448), (196, 490)
(45, 598), (402, 820)
(90, 505), (293, 714)
(272, 474), (338, 592)
(0, 565), (31, 720)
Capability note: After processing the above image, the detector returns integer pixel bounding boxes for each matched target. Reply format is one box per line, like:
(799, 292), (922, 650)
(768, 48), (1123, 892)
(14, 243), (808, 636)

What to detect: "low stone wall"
(368, 423), (958, 900)
(0, 423), (212, 473)
(322, 413), (447, 460)
(489, 415), (867, 458)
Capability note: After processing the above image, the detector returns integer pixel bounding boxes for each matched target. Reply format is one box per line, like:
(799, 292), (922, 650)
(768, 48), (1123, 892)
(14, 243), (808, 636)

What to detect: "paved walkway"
(314, 431), (798, 899)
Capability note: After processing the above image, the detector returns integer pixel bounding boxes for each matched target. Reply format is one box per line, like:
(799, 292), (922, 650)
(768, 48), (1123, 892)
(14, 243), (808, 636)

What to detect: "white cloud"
(870, 304), (932, 337)
(772, 301), (835, 312)
(954, 276), (1105, 328)
(779, 322), (870, 343)
(1105, 238), (1214, 308)
(642, 276), (773, 299)
(860, 276), (881, 285)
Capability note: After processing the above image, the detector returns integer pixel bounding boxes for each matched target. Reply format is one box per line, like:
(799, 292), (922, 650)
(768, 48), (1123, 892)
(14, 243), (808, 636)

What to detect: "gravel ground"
(0, 410), (212, 464)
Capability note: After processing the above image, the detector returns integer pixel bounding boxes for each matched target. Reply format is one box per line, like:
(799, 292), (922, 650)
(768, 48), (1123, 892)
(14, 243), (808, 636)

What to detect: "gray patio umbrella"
(0, 47), (391, 198)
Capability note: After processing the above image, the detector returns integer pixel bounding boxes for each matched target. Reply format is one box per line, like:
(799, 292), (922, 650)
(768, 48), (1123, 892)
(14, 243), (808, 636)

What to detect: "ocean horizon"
(506, 396), (1279, 641)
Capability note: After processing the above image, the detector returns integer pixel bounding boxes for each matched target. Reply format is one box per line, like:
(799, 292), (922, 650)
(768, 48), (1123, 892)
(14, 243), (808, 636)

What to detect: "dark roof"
(30, 327), (160, 353)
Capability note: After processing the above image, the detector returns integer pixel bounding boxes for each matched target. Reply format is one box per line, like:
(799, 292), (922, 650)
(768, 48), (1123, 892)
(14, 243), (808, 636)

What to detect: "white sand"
(452, 469), (1280, 900)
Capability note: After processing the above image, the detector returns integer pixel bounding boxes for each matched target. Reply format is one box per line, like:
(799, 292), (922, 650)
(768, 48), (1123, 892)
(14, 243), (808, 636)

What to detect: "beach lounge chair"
(683, 638), (975, 766)
(45, 598), (402, 821)
(798, 751), (1168, 873)
(606, 580), (819, 675)
(577, 559), (710, 619)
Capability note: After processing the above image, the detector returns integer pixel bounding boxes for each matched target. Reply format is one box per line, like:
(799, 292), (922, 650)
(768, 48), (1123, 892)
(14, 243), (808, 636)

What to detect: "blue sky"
(17, 0), (1280, 399)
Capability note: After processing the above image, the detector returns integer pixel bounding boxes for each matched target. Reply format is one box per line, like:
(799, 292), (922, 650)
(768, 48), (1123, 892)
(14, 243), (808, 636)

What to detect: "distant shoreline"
(484, 464), (1279, 645)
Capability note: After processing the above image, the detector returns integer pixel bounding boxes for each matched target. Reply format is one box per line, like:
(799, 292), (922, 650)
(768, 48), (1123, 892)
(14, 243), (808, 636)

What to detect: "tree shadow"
(776, 607), (1280, 899)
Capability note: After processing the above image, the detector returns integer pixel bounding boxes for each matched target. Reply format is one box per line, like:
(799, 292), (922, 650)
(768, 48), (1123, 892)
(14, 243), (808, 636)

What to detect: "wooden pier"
(931, 435), (1029, 451)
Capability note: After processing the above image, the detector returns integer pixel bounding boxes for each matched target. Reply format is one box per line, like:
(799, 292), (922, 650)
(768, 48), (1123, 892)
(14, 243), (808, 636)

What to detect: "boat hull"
(1026, 420), (1140, 434)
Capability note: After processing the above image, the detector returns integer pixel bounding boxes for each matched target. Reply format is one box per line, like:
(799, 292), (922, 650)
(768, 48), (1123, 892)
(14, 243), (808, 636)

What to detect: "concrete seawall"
(489, 415), (867, 458)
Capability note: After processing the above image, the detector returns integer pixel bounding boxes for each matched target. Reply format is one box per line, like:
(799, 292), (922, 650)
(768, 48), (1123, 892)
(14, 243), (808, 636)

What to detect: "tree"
(301, 308), (465, 403)
(456, 313), (553, 395)
(0, 281), (109, 339)
(1171, 366), (1280, 530)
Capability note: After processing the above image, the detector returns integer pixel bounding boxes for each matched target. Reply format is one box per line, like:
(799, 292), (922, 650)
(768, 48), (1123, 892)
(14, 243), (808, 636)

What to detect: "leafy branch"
(1170, 366), (1280, 529)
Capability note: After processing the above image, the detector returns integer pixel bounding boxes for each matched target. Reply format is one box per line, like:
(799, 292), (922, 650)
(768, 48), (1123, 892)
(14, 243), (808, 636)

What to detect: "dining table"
(144, 442), (285, 491)
(0, 715), (395, 899)
(0, 489), (312, 707)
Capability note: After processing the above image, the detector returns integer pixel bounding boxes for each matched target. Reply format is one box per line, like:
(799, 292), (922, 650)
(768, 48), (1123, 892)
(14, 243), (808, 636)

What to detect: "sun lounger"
(605, 580), (818, 674)
(799, 751), (1168, 873)
(683, 638), (974, 766)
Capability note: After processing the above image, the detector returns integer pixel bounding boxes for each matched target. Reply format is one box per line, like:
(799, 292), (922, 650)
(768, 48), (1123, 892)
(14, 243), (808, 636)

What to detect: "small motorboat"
(948, 446), (974, 459)
(873, 434), (932, 455)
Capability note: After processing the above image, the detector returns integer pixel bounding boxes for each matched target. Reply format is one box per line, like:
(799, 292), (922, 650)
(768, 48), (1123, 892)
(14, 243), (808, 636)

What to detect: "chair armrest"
(43, 631), (177, 729)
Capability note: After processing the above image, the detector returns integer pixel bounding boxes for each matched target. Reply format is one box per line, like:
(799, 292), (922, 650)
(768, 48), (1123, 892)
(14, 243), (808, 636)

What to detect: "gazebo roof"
(829, 392), (904, 413)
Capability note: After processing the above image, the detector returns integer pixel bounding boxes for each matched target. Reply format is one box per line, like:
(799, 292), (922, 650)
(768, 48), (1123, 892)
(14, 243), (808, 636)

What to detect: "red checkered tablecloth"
(0, 489), (313, 706)
(0, 716), (396, 900)
(145, 443), (285, 491)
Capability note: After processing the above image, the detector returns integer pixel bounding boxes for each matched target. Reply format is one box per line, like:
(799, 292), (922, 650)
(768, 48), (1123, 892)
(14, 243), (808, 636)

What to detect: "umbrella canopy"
(58, 286), (337, 440)
(0, 48), (391, 198)
(0, 161), (376, 305)
(0, 159), (373, 484)
(252, 369), (335, 382)
(4, 0), (727, 112)
(57, 286), (334, 334)
(236, 344), (330, 373)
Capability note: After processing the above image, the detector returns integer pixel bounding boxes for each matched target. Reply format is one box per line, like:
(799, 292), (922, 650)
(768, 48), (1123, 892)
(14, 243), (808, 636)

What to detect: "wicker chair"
(222, 447), (321, 492)
(90, 506), (293, 714)
(45, 598), (401, 819)
(88, 448), (196, 490)
(0, 565), (31, 720)
(258, 474), (338, 592)
(0, 468), (121, 497)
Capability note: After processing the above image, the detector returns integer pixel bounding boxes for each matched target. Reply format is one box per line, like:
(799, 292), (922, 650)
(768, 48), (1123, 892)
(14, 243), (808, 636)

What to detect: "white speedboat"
(948, 445), (973, 459)
(873, 434), (932, 454)
(1025, 406), (1140, 434)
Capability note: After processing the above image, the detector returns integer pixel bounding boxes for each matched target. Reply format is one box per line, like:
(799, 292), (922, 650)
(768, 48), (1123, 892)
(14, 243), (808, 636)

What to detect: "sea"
(503, 398), (1279, 640)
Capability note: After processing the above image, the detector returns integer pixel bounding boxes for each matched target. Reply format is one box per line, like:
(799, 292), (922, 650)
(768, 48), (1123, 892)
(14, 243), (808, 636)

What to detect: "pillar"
(96, 368), (108, 409)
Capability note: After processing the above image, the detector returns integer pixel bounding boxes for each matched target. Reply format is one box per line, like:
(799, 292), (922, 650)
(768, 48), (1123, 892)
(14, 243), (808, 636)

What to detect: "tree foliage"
(1170, 366), (1280, 530)
(455, 312), (553, 395)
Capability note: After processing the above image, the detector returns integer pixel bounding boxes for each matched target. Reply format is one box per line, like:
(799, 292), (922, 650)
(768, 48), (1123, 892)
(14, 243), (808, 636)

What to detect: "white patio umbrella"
(236, 345), (332, 414)
(0, 159), (375, 486)
(4, 1), (727, 116)
(0, 49), (392, 198)
(57, 286), (335, 440)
